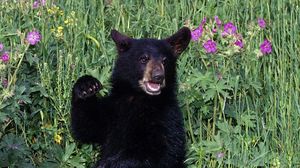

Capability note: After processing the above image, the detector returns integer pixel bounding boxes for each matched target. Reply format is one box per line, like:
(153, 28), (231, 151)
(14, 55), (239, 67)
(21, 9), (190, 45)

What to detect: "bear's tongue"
(146, 82), (161, 92)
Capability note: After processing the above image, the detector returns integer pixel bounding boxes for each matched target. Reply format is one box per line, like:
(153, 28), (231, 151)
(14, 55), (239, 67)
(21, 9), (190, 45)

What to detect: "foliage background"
(0, 0), (299, 167)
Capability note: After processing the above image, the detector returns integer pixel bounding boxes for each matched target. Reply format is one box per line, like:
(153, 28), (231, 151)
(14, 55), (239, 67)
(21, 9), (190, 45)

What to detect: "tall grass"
(0, 0), (299, 167)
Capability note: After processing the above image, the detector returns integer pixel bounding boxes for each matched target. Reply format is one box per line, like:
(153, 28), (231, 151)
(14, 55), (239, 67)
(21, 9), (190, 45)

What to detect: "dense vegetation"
(0, 0), (299, 167)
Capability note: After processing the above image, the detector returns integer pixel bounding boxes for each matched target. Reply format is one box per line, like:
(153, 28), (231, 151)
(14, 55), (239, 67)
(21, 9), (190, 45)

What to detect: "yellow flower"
(59, 10), (64, 16)
(64, 19), (69, 25)
(54, 26), (64, 39)
(42, 122), (52, 129)
(64, 11), (77, 27)
(47, 8), (53, 14)
(70, 11), (76, 17)
(64, 18), (75, 26)
(47, 6), (60, 15)
(54, 133), (62, 144)
(57, 26), (64, 32)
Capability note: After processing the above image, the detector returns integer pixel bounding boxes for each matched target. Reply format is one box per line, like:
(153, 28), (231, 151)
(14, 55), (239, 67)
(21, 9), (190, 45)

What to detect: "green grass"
(0, 0), (299, 167)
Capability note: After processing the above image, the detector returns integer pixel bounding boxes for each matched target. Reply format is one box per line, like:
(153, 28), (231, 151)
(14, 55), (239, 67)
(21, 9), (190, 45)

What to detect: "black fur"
(71, 27), (191, 168)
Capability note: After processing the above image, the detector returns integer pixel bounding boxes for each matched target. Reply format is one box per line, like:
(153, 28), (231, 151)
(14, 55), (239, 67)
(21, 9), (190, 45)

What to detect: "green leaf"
(239, 112), (256, 128)
(68, 156), (86, 168)
(0, 112), (8, 123)
(63, 142), (76, 162)
(85, 34), (100, 48)
(87, 68), (100, 81)
(203, 88), (216, 102)
(216, 121), (232, 134)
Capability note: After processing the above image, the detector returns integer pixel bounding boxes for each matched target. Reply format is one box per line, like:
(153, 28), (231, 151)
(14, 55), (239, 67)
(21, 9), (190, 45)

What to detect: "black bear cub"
(71, 27), (191, 168)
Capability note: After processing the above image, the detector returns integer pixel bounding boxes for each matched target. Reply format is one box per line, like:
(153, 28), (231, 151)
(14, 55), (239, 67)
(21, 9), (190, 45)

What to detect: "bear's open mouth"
(144, 81), (163, 95)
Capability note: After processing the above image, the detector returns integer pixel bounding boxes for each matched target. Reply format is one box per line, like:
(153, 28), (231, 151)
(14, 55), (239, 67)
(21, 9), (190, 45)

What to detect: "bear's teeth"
(146, 82), (160, 92)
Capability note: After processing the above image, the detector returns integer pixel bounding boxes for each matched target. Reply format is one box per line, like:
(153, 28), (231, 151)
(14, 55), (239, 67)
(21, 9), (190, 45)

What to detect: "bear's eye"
(162, 57), (167, 65)
(139, 55), (150, 64)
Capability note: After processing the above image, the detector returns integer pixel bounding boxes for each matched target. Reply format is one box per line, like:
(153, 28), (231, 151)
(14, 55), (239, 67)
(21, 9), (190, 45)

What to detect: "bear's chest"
(114, 98), (167, 136)
(107, 97), (169, 153)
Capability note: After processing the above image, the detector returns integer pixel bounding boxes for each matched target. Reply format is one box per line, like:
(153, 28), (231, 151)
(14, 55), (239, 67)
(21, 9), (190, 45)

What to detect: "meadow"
(0, 0), (299, 167)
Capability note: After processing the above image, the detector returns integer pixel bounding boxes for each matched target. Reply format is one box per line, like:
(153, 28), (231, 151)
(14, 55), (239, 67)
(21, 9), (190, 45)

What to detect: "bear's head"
(111, 27), (191, 96)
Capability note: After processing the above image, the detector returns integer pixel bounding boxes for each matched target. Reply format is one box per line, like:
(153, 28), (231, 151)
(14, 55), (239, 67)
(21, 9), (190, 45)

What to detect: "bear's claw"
(73, 75), (102, 99)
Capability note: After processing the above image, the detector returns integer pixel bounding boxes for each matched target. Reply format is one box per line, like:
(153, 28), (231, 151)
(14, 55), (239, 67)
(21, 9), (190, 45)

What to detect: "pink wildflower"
(234, 39), (244, 48)
(26, 30), (42, 45)
(0, 43), (3, 52)
(258, 18), (266, 29)
(1, 52), (10, 63)
(191, 27), (203, 41)
(260, 39), (272, 55)
(203, 40), (217, 54)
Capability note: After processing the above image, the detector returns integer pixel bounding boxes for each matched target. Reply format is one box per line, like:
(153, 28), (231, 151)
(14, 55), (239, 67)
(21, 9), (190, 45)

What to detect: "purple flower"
(260, 39), (272, 55)
(234, 39), (244, 48)
(191, 27), (203, 41)
(222, 22), (237, 36)
(217, 152), (225, 159)
(212, 28), (217, 34)
(214, 16), (222, 27)
(2, 78), (8, 88)
(200, 17), (207, 26)
(33, 1), (40, 8)
(203, 40), (217, 54)
(258, 18), (266, 29)
(0, 43), (3, 52)
(1, 52), (10, 63)
(26, 30), (41, 45)
(33, 0), (46, 9)
(41, 0), (46, 6)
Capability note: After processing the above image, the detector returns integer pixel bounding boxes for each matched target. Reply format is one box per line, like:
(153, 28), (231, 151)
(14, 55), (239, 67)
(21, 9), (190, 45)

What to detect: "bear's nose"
(152, 71), (164, 84)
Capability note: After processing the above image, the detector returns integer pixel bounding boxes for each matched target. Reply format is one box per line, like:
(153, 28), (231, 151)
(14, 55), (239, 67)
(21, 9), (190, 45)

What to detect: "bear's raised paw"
(73, 75), (102, 99)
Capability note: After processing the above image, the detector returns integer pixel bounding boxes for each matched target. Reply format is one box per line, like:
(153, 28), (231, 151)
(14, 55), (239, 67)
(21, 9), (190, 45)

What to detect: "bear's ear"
(111, 29), (132, 54)
(164, 27), (191, 56)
